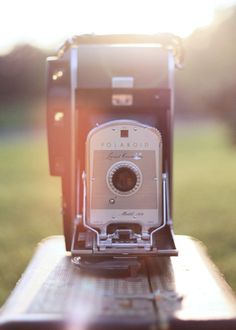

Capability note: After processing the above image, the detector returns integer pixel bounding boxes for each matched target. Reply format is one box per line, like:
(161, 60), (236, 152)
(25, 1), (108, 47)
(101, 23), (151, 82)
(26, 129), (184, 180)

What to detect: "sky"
(0, 0), (235, 54)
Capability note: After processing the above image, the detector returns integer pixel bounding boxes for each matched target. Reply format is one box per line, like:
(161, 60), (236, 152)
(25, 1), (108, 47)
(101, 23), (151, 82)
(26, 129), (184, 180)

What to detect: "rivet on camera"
(54, 112), (64, 122)
(52, 70), (64, 81)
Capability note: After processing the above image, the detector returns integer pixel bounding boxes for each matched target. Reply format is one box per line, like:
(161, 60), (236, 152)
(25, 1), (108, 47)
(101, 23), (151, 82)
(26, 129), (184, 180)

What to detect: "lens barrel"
(112, 166), (137, 192)
(107, 161), (142, 196)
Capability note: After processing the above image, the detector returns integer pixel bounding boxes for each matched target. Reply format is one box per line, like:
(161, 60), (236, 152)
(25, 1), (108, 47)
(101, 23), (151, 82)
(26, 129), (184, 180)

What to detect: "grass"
(173, 123), (236, 288)
(0, 122), (236, 306)
(0, 136), (61, 305)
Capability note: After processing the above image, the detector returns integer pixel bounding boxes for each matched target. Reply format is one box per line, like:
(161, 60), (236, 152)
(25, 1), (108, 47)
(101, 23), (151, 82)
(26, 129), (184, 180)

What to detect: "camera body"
(46, 34), (182, 256)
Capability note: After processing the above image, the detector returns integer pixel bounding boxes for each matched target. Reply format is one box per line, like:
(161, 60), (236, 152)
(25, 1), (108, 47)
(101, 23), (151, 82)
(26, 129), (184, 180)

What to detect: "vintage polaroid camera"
(46, 34), (183, 258)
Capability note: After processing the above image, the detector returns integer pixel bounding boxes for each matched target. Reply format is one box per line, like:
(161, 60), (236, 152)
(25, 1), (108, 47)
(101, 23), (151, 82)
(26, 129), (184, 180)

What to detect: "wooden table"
(0, 235), (236, 329)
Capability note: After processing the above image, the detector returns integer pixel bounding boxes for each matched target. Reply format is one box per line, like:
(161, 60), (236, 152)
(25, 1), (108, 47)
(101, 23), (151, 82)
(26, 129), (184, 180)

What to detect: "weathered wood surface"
(0, 235), (236, 329)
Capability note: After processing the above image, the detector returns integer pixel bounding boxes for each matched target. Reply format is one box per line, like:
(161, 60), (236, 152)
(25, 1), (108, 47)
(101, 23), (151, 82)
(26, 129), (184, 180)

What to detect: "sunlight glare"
(0, 0), (233, 52)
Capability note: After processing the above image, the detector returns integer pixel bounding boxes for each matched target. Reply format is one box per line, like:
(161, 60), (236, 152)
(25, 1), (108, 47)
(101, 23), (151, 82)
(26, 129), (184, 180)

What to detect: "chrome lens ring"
(107, 161), (142, 196)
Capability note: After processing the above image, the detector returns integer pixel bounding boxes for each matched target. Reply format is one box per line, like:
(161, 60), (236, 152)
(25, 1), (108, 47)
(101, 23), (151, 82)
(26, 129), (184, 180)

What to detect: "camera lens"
(107, 161), (142, 196)
(112, 167), (137, 192)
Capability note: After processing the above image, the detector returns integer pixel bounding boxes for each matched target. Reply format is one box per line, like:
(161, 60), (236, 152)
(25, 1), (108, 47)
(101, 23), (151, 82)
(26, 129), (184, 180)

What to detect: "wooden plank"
(0, 235), (236, 330)
(147, 236), (236, 329)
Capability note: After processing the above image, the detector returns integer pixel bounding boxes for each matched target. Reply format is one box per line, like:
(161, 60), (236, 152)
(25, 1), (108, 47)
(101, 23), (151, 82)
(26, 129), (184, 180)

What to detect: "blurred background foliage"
(1, 6), (236, 305)
(176, 7), (236, 142)
(0, 8), (236, 136)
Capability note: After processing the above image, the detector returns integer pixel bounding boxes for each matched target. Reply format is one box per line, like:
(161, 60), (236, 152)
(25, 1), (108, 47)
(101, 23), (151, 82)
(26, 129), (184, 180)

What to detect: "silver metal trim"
(112, 94), (133, 106)
(82, 171), (100, 247)
(86, 120), (162, 148)
(70, 47), (78, 217)
(80, 171), (168, 252)
(168, 50), (175, 92)
(150, 173), (168, 246)
(112, 76), (134, 88)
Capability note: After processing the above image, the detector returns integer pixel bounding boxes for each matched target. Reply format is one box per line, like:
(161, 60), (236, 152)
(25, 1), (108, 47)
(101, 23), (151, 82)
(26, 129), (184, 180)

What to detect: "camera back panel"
(76, 45), (169, 89)
(46, 35), (182, 255)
